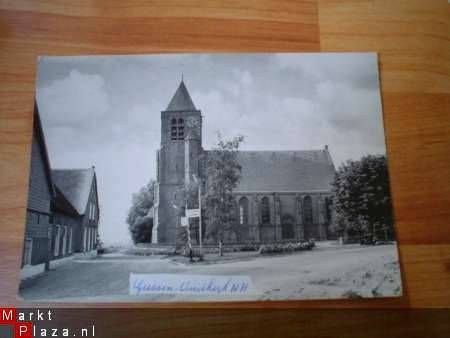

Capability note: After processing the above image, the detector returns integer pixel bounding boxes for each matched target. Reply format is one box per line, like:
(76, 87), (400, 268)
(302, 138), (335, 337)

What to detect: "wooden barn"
(22, 102), (100, 271)
(52, 167), (99, 258)
(22, 101), (55, 267)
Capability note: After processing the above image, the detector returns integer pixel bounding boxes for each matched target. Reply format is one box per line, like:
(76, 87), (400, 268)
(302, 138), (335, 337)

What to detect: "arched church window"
(177, 118), (184, 139)
(231, 199), (238, 224)
(261, 196), (270, 224)
(171, 118), (177, 140)
(325, 197), (332, 224)
(303, 196), (313, 225)
(239, 197), (249, 225)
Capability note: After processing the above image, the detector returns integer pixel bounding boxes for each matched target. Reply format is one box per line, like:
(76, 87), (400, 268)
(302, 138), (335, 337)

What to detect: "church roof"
(165, 80), (197, 111)
(51, 168), (95, 215)
(231, 149), (335, 193)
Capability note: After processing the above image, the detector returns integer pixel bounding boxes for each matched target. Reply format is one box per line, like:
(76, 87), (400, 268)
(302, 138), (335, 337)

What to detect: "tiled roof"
(223, 149), (335, 193)
(165, 80), (197, 111)
(51, 168), (95, 215)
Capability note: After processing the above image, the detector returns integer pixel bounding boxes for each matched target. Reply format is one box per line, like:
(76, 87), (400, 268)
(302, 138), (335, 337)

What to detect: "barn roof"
(165, 80), (197, 111)
(33, 100), (55, 197)
(53, 185), (79, 216)
(51, 168), (95, 215)
(229, 149), (335, 193)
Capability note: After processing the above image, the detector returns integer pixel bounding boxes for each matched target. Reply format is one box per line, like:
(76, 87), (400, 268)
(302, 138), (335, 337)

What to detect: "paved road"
(19, 244), (401, 302)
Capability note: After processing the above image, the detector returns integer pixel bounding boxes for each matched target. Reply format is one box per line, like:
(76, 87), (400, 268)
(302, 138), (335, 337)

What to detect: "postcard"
(18, 53), (402, 302)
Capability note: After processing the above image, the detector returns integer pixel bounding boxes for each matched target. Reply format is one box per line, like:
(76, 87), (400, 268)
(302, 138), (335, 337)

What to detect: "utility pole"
(185, 199), (193, 261)
(198, 181), (203, 258)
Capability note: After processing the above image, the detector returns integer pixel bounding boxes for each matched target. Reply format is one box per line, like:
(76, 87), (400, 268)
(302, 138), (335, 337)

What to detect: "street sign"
(180, 217), (189, 227)
(186, 208), (200, 218)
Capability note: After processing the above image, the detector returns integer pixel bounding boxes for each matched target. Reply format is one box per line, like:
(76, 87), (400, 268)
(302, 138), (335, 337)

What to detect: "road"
(19, 243), (402, 302)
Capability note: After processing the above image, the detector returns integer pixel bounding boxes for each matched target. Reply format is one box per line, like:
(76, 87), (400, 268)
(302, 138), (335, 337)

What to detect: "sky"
(36, 53), (386, 245)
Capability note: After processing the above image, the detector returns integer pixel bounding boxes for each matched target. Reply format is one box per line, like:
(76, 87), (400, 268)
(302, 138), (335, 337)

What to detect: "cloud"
(37, 70), (109, 128)
(275, 53), (379, 90)
(191, 89), (243, 147)
(36, 53), (386, 244)
(233, 69), (253, 87)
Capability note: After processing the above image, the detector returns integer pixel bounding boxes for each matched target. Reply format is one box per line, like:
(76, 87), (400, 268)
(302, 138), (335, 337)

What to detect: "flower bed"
(258, 240), (315, 255)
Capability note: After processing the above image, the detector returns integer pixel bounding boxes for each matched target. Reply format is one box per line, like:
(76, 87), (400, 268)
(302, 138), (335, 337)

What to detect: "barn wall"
(26, 133), (51, 214)
(79, 179), (100, 251)
(23, 129), (53, 266)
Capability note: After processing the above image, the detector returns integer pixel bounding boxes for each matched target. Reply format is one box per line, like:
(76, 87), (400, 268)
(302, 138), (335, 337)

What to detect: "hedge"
(258, 240), (315, 255)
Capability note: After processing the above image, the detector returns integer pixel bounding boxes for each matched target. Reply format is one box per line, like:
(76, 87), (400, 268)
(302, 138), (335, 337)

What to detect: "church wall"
(279, 194), (296, 220)
(259, 226), (276, 243)
(156, 150), (160, 182)
(268, 195), (276, 225)
(279, 193), (296, 240)
(301, 193), (333, 240)
(226, 192), (335, 243)
(302, 194), (316, 240)
(159, 142), (185, 185)
(185, 138), (201, 183)
(157, 189), (334, 244)
(248, 195), (254, 225)
(228, 192), (332, 243)
(157, 184), (181, 244)
(312, 194), (320, 225)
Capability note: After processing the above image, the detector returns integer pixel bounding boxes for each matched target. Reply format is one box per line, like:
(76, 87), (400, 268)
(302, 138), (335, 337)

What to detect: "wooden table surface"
(0, 0), (449, 336)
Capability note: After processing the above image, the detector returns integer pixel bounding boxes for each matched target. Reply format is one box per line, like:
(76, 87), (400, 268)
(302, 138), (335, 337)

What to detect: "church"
(152, 80), (336, 245)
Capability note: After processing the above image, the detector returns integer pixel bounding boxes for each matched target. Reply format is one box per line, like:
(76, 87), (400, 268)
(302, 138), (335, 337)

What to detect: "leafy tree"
(203, 134), (244, 243)
(127, 180), (155, 244)
(332, 155), (394, 243)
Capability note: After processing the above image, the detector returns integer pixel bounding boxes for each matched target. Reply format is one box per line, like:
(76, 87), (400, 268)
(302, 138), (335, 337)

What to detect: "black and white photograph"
(18, 53), (402, 302)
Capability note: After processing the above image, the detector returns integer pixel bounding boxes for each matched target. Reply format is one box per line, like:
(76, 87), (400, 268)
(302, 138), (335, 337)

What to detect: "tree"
(173, 180), (199, 251)
(332, 155), (394, 243)
(203, 134), (244, 243)
(127, 180), (155, 244)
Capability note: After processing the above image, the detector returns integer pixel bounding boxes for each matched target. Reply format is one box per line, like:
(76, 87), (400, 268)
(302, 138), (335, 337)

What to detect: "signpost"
(186, 209), (200, 218)
(198, 182), (202, 257)
(183, 179), (203, 258)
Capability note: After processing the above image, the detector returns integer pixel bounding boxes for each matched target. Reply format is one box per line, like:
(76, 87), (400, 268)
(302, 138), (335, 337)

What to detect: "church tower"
(152, 80), (202, 244)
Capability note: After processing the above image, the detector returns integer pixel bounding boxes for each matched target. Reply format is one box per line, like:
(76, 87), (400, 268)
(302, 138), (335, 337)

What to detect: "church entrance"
(281, 215), (295, 240)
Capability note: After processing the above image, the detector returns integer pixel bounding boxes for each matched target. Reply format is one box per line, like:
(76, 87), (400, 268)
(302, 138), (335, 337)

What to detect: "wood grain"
(319, 0), (450, 308)
(0, 0), (319, 308)
(319, 0), (450, 94)
(0, 0), (449, 336)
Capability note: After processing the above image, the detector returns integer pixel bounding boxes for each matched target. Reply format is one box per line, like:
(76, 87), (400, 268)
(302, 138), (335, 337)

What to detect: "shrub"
(258, 240), (314, 255)
(239, 243), (260, 252)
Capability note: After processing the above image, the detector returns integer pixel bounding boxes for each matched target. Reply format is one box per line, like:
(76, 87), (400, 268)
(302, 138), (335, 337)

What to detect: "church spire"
(165, 78), (197, 111)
